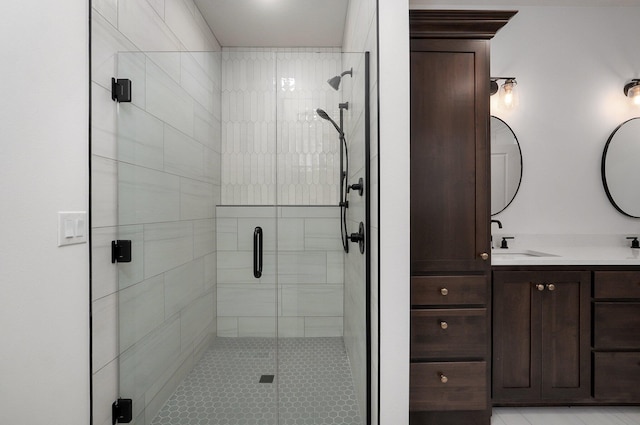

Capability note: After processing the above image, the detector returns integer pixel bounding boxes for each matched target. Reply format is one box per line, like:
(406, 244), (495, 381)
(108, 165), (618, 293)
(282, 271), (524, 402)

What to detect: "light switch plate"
(58, 211), (88, 247)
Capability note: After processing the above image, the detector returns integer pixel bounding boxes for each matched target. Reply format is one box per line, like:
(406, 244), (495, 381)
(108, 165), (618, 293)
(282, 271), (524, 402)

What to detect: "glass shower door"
(113, 50), (279, 425)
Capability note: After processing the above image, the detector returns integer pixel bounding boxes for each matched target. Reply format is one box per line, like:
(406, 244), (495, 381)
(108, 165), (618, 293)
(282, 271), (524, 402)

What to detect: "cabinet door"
(410, 39), (490, 273)
(539, 271), (591, 400)
(493, 270), (591, 403)
(493, 271), (541, 402)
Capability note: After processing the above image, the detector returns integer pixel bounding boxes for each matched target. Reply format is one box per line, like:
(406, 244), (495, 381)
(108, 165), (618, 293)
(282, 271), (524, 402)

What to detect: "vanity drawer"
(594, 302), (640, 349)
(594, 271), (640, 299)
(594, 352), (640, 401)
(411, 276), (487, 306)
(410, 361), (487, 411)
(411, 308), (487, 359)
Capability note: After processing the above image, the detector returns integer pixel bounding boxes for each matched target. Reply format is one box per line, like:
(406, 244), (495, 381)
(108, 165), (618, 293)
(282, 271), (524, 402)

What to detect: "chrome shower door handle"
(253, 227), (263, 278)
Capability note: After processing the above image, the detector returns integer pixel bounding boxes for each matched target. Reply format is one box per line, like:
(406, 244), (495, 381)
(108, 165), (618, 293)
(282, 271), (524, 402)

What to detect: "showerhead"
(316, 108), (343, 136)
(327, 68), (353, 91)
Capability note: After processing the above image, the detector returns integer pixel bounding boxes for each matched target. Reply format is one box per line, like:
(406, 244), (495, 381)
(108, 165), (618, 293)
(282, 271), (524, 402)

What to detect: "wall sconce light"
(624, 79), (640, 105)
(490, 77), (518, 110)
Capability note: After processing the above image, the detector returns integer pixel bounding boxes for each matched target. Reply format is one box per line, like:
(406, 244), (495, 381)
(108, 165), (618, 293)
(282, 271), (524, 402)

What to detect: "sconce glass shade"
(499, 79), (518, 110)
(626, 82), (640, 105)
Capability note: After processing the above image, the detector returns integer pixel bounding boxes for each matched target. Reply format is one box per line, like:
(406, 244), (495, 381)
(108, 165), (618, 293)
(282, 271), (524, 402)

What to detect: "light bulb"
(499, 79), (518, 110)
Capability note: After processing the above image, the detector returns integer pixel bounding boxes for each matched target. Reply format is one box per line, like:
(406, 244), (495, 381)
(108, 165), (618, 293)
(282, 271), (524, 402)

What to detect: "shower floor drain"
(259, 374), (274, 383)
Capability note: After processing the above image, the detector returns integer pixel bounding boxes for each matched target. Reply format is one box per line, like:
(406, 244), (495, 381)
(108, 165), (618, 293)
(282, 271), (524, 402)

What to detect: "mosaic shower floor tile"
(151, 337), (362, 425)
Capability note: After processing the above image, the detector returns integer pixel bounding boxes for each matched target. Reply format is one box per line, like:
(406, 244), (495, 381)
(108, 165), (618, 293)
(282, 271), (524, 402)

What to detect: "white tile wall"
(216, 206), (344, 337)
(221, 49), (344, 205)
(91, 2), (221, 421)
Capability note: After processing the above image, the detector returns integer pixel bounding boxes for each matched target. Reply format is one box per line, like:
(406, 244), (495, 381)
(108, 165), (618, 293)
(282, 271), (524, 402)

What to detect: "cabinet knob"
(547, 283), (556, 291)
(439, 373), (448, 384)
(440, 321), (448, 330)
(536, 284), (545, 291)
(480, 252), (489, 260)
(440, 288), (449, 296)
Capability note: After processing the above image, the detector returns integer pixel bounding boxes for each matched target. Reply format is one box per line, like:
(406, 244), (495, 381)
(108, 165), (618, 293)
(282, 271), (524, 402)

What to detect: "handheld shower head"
(327, 68), (353, 91)
(316, 108), (343, 136)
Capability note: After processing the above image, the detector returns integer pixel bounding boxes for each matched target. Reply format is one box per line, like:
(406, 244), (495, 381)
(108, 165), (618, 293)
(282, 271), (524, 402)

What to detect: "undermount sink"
(492, 250), (558, 259)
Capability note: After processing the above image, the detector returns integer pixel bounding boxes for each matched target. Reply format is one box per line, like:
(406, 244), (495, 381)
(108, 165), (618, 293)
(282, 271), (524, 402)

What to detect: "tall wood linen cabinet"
(409, 10), (516, 425)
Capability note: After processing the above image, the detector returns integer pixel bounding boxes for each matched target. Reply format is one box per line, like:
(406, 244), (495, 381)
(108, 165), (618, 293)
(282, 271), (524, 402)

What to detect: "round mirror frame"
(491, 116), (523, 216)
(601, 117), (640, 218)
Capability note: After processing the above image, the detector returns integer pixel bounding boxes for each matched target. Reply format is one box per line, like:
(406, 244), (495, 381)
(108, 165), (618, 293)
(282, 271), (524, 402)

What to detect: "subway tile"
(238, 317), (277, 337)
(92, 0), (117, 27)
(91, 226), (118, 301)
(118, 162), (181, 225)
(165, 0), (212, 51)
(194, 102), (219, 151)
(217, 317), (238, 337)
(144, 221), (194, 278)
(117, 103), (164, 170)
(305, 317), (344, 337)
(281, 285), (343, 317)
(146, 60), (195, 137)
(203, 252), (217, 291)
(164, 258), (205, 318)
(91, 11), (137, 92)
(181, 52), (214, 113)
(92, 156), (118, 228)
(277, 218), (304, 251)
(118, 0), (181, 52)
(92, 293), (118, 373)
(277, 317), (305, 337)
(92, 359), (118, 425)
(146, 52), (181, 85)
(119, 317), (181, 419)
(119, 275), (165, 353)
(217, 284), (278, 317)
(216, 218), (238, 251)
(216, 251), (276, 284)
(304, 217), (342, 250)
(194, 219), (215, 258)
(117, 225), (145, 290)
(180, 178), (214, 220)
(117, 52), (147, 110)
(91, 83), (116, 160)
(277, 251), (327, 285)
(327, 251), (344, 284)
(180, 290), (214, 351)
(164, 125), (204, 180)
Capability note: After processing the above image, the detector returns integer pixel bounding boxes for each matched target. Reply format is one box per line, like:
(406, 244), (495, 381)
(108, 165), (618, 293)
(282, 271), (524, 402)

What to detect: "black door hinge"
(111, 240), (132, 263)
(112, 78), (132, 103)
(112, 398), (132, 424)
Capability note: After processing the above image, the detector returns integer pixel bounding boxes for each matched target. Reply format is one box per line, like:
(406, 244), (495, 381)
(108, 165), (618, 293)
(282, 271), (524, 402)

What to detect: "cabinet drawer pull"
(440, 287), (449, 296)
(480, 252), (489, 260)
(535, 283), (545, 291)
(439, 373), (448, 383)
(546, 283), (556, 291)
(440, 321), (448, 330)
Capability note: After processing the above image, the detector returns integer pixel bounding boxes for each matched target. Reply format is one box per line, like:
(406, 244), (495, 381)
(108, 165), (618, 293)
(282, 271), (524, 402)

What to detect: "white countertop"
(490, 234), (640, 266)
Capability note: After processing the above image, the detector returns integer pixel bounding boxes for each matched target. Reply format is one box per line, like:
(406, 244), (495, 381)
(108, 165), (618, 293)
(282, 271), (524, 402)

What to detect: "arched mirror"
(491, 116), (523, 215)
(602, 117), (640, 218)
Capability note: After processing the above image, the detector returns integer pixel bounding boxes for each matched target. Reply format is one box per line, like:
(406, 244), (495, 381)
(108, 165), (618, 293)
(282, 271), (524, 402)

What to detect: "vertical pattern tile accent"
(216, 206), (343, 337)
(221, 48), (343, 205)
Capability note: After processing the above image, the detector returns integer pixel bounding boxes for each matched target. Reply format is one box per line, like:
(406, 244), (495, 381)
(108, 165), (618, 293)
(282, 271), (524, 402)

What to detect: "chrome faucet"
(491, 220), (503, 249)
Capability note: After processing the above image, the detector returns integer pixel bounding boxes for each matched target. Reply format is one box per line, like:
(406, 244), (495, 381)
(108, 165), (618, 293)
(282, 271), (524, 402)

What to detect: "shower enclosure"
(112, 49), (370, 425)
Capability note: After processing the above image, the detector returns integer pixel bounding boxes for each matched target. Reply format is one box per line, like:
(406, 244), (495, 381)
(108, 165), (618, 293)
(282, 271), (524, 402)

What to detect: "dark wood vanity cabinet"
(492, 270), (591, 404)
(408, 10), (515, 424)
(593, 271), (640, 402)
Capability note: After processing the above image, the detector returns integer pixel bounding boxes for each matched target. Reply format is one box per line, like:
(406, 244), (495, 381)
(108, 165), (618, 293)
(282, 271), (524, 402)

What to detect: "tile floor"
(151, 337), (362, 425)
(492, 407), (640, 425)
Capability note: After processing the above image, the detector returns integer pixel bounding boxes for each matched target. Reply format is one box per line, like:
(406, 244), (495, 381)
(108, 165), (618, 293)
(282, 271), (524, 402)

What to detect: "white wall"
(0, 3), (90, 425)
(411, 3), (640, 237)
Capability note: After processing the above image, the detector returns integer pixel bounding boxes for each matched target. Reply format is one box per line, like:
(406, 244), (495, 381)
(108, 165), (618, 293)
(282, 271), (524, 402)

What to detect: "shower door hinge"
(111, 240), (132, 263)
(111, 78), (132, 103)
(112, 398), (132, 424)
